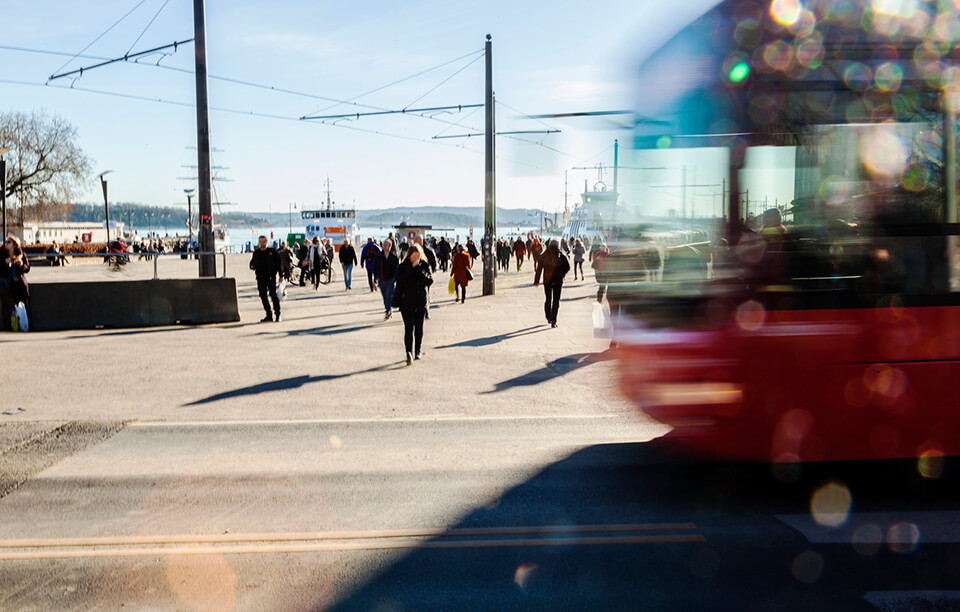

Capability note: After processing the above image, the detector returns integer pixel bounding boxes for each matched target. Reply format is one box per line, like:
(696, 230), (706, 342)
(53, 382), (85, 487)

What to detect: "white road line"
(129, 414), (626, 427)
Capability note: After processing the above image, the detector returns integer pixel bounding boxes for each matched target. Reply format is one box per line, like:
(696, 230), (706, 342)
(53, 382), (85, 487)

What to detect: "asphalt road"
(3, 258), (960, 610)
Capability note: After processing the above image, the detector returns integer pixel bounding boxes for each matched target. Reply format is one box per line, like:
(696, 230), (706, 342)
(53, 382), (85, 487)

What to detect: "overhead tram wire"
(307, 49), (484, 116)
(50, 0), (152, 76)
(402, 53), (485, 111)
(126, 0), (172, 55)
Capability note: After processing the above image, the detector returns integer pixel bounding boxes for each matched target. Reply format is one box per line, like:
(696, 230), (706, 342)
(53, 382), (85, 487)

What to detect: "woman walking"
(450, 243), (472, 304)
(1, 235), (30, 330)
(393, 244), (433, 365)
(572, 239), (586, 280)
(540, 239), (570, 328)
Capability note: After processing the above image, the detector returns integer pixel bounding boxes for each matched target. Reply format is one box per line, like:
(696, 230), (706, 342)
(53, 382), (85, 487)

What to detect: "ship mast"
(325, 176), (332, 210)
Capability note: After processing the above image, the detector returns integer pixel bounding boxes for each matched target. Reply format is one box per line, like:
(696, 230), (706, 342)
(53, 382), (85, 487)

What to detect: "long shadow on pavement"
(482, 350), (616, 394)
(328, 440), (960, 611)
(435, 326), (547, 349)
(183, 363), (402, 405)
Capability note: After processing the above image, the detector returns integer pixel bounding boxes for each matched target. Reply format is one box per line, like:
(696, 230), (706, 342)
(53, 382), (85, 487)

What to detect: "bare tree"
(0, 110), (93, 222)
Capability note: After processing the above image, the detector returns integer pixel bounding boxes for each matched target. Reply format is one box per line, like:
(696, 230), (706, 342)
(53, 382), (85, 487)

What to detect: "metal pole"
(187, 193), (193, 248)
(194, 0), (216, 277)
(482, 34), (496, 296)
(0, 157), (5, 239)
(100, 176), (110, 245)
(613, 139), (619, 194)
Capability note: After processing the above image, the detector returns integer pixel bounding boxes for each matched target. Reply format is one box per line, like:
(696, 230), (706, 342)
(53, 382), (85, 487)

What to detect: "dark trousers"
(456, 282), (467, 302)
(298, 262), (307, 286)
(401, 309), (425, 355)
(367, 268), (376, 291)
(543, 281), (562, 323)
(257, 276), (280, 316)
(574, 261), (584, 278)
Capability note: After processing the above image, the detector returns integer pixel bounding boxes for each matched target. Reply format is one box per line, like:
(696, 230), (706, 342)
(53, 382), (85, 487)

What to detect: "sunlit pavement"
(2, 257), (960, 609)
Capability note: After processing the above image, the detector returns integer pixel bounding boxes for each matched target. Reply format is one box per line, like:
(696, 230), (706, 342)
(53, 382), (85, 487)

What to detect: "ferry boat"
(561, 179), (620, 242)
(301, 181), (357, 250)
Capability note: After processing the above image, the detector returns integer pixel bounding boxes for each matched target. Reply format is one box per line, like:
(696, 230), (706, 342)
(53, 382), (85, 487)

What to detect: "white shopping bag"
(592, 301), (611, 338)
(13, 302), (29, 332)
(278, 278), (288, 301)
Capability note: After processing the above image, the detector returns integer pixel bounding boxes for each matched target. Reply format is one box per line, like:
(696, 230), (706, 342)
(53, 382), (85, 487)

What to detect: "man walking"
(360, 237), (381, 292)
(339, 238), (358, 290)
(540, 239), (570, 328)
(513, 237), (526, 272)
(250, 235), (282, 322)
(436, 236), (451, 272)
(374, 238), (399, 320)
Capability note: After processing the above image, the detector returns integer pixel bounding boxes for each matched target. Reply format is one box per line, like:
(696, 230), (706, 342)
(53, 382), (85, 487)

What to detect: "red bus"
(614, 0), (960, 462)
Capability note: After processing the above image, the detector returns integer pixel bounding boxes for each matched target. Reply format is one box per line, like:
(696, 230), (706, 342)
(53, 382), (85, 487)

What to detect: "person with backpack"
(360, 237), (381, 292)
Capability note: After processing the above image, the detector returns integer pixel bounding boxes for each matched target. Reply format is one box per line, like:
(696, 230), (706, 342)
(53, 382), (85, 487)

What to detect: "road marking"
(0, 522), (699, 548)
(0, 534), (707, 560)
(0, 523), (705, 560)
(129, 414), (625, 427)
(777, 511), (960, 544)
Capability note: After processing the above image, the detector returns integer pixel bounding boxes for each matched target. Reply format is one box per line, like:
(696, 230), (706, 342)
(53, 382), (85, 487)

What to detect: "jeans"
(379, 278), (395, 313)
(401, 309), (425, 354)
(343, 263), (353, 289)
(543, 281), (562, 323)
(257, 276), (280, 317)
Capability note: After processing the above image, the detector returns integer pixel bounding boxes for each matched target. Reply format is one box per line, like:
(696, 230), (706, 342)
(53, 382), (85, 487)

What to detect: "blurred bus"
(615, 0), (960, 462)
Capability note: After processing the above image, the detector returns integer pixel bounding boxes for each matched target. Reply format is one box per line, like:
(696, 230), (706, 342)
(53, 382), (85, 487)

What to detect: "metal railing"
(29, 251), (229, 280)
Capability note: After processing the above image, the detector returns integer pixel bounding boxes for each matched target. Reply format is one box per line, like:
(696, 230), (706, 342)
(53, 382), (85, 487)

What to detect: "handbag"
(448, 276), (456, 295)
(12, 302), (28, 332)
(465, 268), (474, 281)
(592, 301), (611, 338)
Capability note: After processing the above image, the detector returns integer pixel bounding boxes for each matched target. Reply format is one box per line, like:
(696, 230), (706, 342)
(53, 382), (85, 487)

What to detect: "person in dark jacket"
(540, 239), (570, 328)
(466, 238), (480, 266)
(360, 237), (381, 292)
(339, 238), (358, 290)
(374, 238), (399, 320)
(393, 244), (434, 365)
(436, 237), (451, 272)
(1, 235), (30, 330)
(296, 241), (309, 286)
(249, 235), (282, 322)
(414, 237), (437, 318)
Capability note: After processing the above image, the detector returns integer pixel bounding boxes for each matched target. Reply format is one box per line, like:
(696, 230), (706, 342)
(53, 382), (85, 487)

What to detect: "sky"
(1, 0), (726, 216)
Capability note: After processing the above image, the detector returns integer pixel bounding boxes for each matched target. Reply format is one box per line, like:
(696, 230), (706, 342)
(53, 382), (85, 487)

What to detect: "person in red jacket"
(512, 237), (527, 272)
(450, 243), (472, 304)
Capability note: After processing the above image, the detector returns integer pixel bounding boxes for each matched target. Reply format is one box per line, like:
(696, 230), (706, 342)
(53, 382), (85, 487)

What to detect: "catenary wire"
(403, 53), (484, 110)
(126, 0), (172, 55)
(50, 0), (152, 76)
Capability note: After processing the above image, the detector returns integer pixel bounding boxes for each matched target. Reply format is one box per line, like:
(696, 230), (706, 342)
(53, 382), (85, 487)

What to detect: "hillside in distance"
(248, 206), (549, 228)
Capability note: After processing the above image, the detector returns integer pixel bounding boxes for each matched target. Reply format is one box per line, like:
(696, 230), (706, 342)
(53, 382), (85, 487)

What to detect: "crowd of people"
(249, 231), (611, 364)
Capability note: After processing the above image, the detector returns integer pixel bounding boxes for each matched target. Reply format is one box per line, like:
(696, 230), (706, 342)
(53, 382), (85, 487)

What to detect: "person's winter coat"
(393, 259), (433, 312)
(451, 251), (472, 286)
(540, 246), (570, 285)
(374, 250), (399, 282)
(339, 244), (358, 266)
(360, 241), (381, 270)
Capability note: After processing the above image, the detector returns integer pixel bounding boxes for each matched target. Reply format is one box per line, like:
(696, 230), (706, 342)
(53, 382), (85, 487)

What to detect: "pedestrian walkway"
(7, 255), (633, 424)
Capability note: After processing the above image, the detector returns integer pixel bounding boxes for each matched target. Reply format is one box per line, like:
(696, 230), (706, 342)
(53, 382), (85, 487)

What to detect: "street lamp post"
(288, 202), (297, 236)
(98, 171), (113, 246)
(0, 147), (10, 239)
(184, 188), (195, 251)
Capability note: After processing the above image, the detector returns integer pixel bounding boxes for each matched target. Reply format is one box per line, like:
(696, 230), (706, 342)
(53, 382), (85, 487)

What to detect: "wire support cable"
(49, 39), (193, 81)
(49, 0), (152, 76)
(126, 0), (172, 55)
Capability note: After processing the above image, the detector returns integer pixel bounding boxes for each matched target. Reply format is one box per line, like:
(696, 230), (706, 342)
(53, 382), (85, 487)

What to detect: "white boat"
(561, 180), (619, 242)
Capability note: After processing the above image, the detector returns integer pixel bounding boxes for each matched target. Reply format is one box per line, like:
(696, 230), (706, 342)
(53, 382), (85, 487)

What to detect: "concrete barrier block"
(27, 278), (240, 331)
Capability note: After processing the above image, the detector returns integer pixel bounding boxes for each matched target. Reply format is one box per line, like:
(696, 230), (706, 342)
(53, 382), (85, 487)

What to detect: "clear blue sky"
(3, 0), (721, 215)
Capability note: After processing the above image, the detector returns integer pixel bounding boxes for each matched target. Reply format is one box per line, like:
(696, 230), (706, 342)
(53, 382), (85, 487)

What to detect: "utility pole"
(184, 188), (195, 248)
(99, 171), (112, 245)
(681, 165), (687, 219)
(482, 34), (496, 296)
(0, 147), (9, 239)
(613, 139), (619, 194)
(194, 0), (215, 276)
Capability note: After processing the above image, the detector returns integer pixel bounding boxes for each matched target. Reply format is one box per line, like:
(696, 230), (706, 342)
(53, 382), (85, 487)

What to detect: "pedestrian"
(307, 237), (325, 289)
(296, 240), (309, 286)
(572, 239), (586, 281)
(560, 237), (571, 256)
(374, 238), (399, 320)
(436, 236), (451, 272)
(450, 243), (472, 303)
(466, 238), (480, 266)
(324, 239), (336, 281)
(531, 237), (544, 286)
(1, 235), (30, 330)
(360, 237), (381, 292)
(592, 241), (611, 302)
(540, 239), (570, 328)
(339, 238), (358, 290)
(393, 243), (433, 365)
(249, 235), (282, 322)
(513, 237), (526, 272)
(277, 241), (295, 283)
(414, 236), (436, 318)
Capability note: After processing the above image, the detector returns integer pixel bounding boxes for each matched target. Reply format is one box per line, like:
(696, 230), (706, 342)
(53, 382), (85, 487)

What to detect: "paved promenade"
(4, 254), (637, 424)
